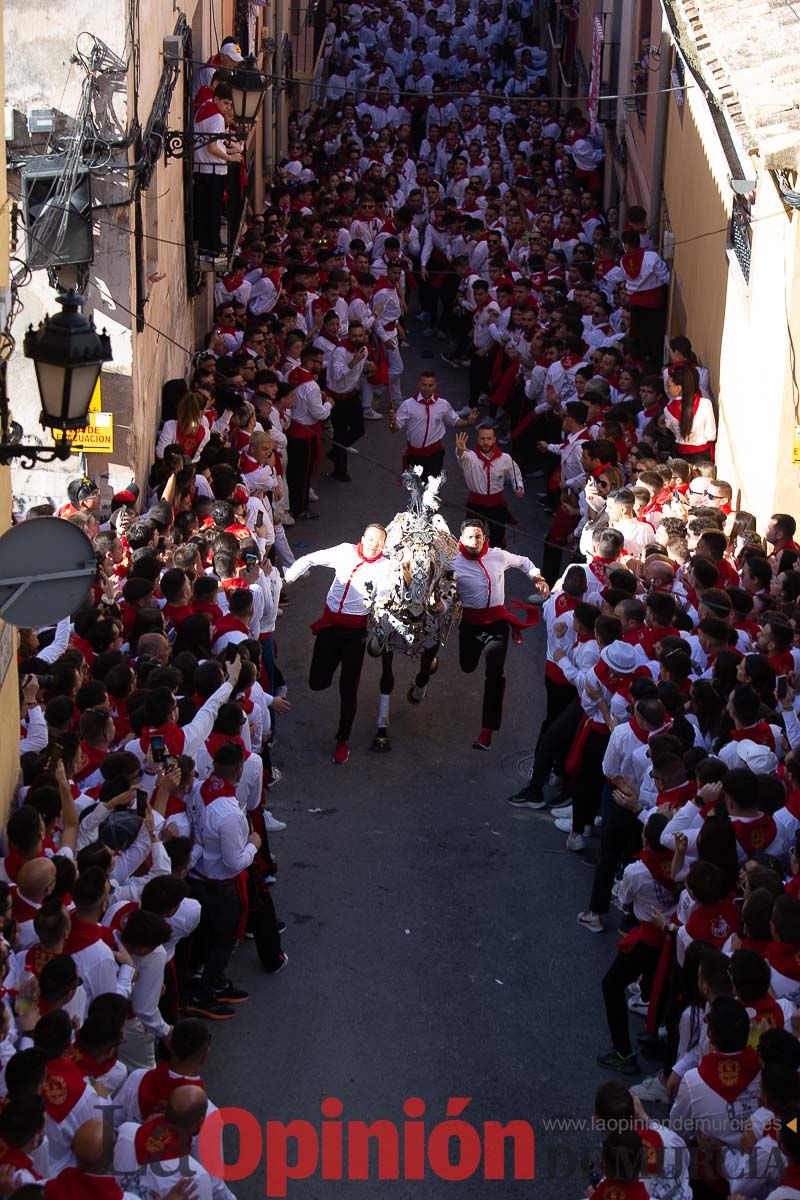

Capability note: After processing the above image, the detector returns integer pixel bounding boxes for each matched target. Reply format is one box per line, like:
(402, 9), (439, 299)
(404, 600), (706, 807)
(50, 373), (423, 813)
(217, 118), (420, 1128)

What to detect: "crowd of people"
(2, 1), (800, 1198)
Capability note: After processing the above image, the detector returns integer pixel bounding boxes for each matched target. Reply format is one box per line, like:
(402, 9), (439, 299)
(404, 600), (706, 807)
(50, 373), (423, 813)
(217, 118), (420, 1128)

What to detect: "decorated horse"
(364, 469), (461, 751)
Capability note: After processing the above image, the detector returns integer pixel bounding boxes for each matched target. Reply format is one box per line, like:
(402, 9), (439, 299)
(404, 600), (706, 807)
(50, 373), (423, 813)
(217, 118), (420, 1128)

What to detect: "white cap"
(735, 740), (778, 775)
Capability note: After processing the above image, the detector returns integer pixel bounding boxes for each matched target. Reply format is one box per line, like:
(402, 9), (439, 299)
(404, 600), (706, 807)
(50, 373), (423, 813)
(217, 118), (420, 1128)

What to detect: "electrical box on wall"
(28, 108), (55, 135)
(662, 230), (675, 261)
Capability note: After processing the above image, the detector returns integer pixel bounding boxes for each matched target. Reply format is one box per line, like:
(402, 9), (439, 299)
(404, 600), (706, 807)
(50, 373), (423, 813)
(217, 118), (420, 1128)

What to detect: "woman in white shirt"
(663, 364), (717, 462)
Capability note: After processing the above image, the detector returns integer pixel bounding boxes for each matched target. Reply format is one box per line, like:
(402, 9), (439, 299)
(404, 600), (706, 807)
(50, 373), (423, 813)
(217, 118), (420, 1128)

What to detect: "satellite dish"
(0, 517), (96, 627)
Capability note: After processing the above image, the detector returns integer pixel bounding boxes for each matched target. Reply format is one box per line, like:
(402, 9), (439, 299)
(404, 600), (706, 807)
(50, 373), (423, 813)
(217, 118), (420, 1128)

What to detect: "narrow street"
(205, 335), (613, 1197)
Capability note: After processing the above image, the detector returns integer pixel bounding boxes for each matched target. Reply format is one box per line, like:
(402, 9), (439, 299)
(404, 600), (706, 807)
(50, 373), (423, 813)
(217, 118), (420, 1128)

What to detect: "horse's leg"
(371, 651), (395, 752)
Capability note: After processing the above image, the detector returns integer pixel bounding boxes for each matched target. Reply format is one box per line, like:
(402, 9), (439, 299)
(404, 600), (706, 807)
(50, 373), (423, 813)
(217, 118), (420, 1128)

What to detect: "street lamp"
(24, 291), (112, 431)
(230, 55), (268, 126)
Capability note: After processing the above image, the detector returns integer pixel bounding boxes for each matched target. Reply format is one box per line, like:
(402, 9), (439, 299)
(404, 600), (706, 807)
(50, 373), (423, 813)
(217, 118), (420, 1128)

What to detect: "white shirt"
(285, 542), (390, 616)
(458, 448), (522, 497)
(670, 1055), (761, 1148)
(452, 547), (539, 609)
(328, 343), (369, 394)
(394, 394), (460, 449)
(187, 779), (257, 881)
(286, 372), (331, 426)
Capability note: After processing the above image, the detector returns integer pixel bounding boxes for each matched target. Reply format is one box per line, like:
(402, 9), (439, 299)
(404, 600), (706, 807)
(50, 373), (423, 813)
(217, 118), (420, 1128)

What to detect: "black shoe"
(184, 996), (237, 1021)
(277, 920), (287, 934)
(213, 981), (249, 1005)
(506, 789), (547, 810)
(596, 1050), (640, 1075)
(329, 472), (352, 483)
(637, 1035), (668, 1060)
(264, 952), (289, 975)
(371, 727), (391, 752)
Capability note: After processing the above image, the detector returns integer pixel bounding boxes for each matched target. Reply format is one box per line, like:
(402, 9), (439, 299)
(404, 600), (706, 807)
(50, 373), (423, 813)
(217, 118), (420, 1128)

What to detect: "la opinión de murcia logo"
(195, 1097), (536, 1195)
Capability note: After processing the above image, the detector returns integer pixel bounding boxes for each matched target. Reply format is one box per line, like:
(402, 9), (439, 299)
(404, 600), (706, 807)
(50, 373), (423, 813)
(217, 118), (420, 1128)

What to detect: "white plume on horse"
(365, 470), (462, 658)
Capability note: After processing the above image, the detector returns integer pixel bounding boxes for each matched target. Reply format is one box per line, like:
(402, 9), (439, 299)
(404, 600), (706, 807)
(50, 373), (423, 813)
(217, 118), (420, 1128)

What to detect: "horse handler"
(453, 517), (550, 751)
(283, 524), (391, 765)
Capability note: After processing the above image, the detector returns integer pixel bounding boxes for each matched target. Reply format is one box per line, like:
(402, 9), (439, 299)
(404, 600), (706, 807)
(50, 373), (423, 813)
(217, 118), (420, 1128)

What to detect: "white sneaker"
(626, 982), (641, 1000)
(553, 817), (573, 833)
(282, 513), (295, 526)
(631, 1074), (669, 1103)
(577, 910), (604, 934)
(566, 833), (586, 852)
(363, 407), (383, 421)
(550, 804), (572, 820)
(594, 814), (603, 827)
(415, 311), (430, 322)
(308, 488), (319, 502)
(263, 810), (286, 832)
(266, 767), (283, 787)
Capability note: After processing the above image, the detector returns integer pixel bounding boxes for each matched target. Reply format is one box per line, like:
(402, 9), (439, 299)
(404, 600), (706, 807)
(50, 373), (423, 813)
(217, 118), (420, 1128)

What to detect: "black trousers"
(246, 865), (284, 972)
(189, 877), (241, 996)
(330, 392), (364, 477)
(630, 303), (667, 365)
(459, 619), (509, 730)
(571, 727), (611, 834)
(536, 675), (577, 748)
(528, 699), (582, 792)
(419, 273), (459, 330)
(469, 353), (493, 405)
(193, 171), (226, 255)
(589, 803), (648, 916)
(602, 942), (662, 1056)
(404, 448), (445, 482)
(287, 434), (316, 515)
(309, 626), (367, 741)
(466, 499), (512, 548)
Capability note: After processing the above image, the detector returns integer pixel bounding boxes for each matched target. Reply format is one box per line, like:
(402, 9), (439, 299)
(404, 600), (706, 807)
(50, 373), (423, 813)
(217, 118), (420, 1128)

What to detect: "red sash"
(697, 1046), (760, 1102)
(310, 606), (368, 634)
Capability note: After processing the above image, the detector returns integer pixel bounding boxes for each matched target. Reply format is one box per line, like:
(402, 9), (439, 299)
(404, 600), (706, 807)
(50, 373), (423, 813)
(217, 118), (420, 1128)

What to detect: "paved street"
(204, 334), (616, 1197)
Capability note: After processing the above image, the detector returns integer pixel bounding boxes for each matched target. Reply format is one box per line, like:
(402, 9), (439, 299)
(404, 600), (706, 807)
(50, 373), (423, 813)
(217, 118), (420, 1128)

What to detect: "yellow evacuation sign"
(65, 381), (113, 452)
(794, 426), (800, 465)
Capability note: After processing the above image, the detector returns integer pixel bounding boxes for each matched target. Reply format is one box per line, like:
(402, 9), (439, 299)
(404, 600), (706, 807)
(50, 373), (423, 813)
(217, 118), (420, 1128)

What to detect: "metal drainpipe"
(275, 0), (287, 159)
(647, 7), (672, 243)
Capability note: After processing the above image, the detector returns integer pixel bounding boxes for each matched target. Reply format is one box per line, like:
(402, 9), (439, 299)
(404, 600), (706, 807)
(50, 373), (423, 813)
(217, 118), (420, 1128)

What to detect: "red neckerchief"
(220, 576), (248, 591)
(729, 723), (776, 751)
(697, 1046), (761, 1102)
(628, 716), (650, 744)
(133, 1115), (190, 1165)
(13, 890), (41, 924)
(457, 540), (490, 560)
(766, 940), (800, 981)
(213, 614), (250, 638)
(731, 813), (777, 856)
(589, 556), (616, 584)
(779, 1165), (800, 1190)
(414, 391), (439, 407)
(140, 722), (185, 756)
(162, 603), (194, 630)
(74, 742), (108, 783)
(637, 1126), (664, 1177)
(24, 944), (58, 979)
(66, 1042), (117, 1081)
(175, 422), (205, 457)
(621, 247), (645, 278)
(656, 779), (696, 815)
(44, 1169), (122, 1200)
(64, 917), (116, 954)
(685, 897), (740, 946)
(594, 659), (649, 699)
(288, 367), (315, 386)
(555, 594), (579, 617)
(623, 626), (648, 648)
(1, 1143), (40, 1179)
(748, 992), (785, 1030)
(205, 732), (245, 760)
(785, 787), (800, 819)
(591, 1181), (648, 1200)
(640, 848), (678, 894)
(42, 1057), (87, 1121)
(769, 650), (795, 676)
(224, 522), (252, 542)
(3, 843), (39, 882)
(137, 1060), (206, 1121)
(666, 393), (701, 426)
(199, 774), (238, 806)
